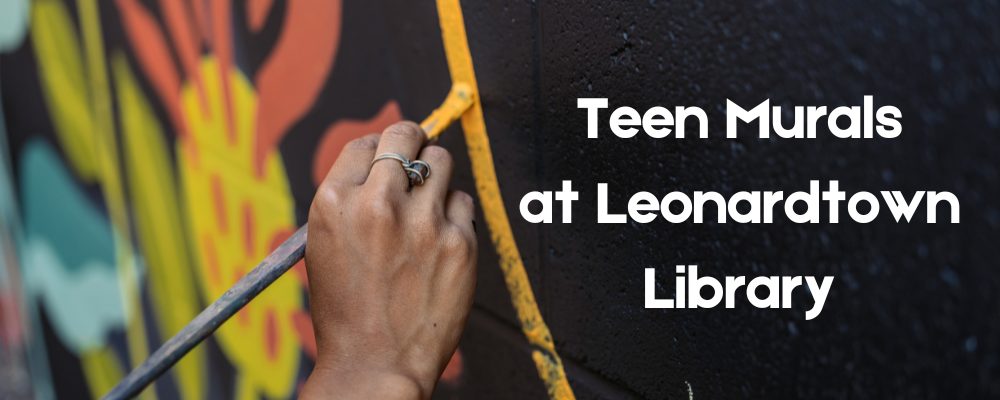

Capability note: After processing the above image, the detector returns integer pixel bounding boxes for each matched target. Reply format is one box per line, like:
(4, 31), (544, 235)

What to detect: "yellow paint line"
(80, 346), (126, 396)
(435, 1), (575, 398)
(77, 1), (152, 397)
(421, 82), (474, 140)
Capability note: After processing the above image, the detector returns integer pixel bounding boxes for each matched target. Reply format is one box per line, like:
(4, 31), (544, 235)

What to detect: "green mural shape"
(18, 139), (127, 353)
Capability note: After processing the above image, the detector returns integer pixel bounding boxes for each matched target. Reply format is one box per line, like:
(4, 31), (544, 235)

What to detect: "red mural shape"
(440, 349), (464, 385)
(247, 0), (275, 32)
(116, 0), (185, 137)
(188, 0), (210, 44)
(313, 101), (403, 186)
(254, 0), (342, 175)
(160, 0), (208, 115)
(116, 0), (344, 165)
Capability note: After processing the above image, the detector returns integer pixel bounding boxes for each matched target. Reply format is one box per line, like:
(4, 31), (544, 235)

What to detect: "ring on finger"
(404, 160), (431, 186)
(371, 153), (432, 187)
(403, 160), (431, 186)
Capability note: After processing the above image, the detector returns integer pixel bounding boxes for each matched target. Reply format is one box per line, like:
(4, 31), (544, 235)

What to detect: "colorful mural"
(6, 0), (997, 398)
(1, 0), (45, 397)
(2, 0), (569, 398)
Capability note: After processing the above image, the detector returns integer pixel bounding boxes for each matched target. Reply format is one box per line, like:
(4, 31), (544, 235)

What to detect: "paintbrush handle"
(104, 225), (309, 400)
(105, 83), (473, 399)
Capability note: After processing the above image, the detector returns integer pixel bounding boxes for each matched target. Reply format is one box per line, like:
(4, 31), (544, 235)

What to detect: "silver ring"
(371, 153), (432, 186)
(371, 152), (410, 166)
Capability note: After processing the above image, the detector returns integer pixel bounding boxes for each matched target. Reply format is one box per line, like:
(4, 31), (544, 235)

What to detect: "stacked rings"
(372, 153), (432, 187)
(403, 160), (431, 186)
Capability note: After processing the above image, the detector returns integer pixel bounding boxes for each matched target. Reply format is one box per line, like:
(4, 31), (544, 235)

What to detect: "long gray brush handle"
(103, 224), (309, 400)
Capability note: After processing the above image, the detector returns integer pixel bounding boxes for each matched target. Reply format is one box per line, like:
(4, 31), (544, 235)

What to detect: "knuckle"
(345, 133), (380, 151)
(383, 121), (425, 142)
(421, 145), (452, 166)
(310, 186), (344, 217)
(449, 191), (475, 213)
(456, 191), (474, 208)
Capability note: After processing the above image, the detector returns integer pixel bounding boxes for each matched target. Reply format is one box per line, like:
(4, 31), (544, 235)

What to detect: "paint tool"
(104, 83), (475, 400)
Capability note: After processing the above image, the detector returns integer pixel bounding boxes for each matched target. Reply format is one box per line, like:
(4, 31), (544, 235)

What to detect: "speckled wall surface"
(1, 1), (998, 399)
(444, 1), (998, 398)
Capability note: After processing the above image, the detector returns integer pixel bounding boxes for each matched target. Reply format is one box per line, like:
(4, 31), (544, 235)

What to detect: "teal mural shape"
(0, 0), (29, 51)
(18, 139), (129, 353)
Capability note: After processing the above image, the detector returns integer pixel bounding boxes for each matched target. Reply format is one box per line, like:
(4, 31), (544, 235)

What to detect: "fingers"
(445, 190), (476, 238)
(321, 133), (380, 187)
(413, 145), (453, 207)
(369, 122), (426, 193)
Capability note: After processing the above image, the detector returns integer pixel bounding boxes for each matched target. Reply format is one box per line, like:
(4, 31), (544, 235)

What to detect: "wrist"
(301, 364), (427, 399)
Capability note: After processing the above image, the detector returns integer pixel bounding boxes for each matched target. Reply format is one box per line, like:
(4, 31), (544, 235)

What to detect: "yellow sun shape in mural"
(178, 57), (303, 398)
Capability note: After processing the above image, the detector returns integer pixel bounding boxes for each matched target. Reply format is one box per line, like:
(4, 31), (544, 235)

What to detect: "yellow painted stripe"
(77, 1), (152, 397)
(434, 1), (575, 398)
(80, 346), (126, 396)
(114, 53), (205, 400)
(420, 82), (473, 140)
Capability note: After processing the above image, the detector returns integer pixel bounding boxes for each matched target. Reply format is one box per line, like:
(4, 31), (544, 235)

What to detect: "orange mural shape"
(113, 0), (347, 397)
(247, 0), (276, 32)
(23, 0), (574, 397)
(254, 0), (341, 175)
(117, 0), (344, 160)
(116, 0), (185, 138)
(313, 101), (403, 185)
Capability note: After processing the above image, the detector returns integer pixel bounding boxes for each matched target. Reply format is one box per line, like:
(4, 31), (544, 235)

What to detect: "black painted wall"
(3, 0), (998, 398)
(431, 0), (1000, 398)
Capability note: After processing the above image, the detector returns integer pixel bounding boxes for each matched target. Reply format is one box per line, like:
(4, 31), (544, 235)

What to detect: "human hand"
(300, 122), (477, 399)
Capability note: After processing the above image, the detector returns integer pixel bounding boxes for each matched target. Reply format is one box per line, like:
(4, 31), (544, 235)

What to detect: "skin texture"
(300, 122), (478, 399)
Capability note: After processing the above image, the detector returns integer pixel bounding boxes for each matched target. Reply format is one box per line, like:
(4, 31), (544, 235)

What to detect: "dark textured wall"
(440, 0), (1000, 398)
(2, 0), (998, 399)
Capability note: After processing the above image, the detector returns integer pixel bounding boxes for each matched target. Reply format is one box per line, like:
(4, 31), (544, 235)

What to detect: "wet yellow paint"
(435, 1), (576, 398)
(421, 82), (474, 139)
